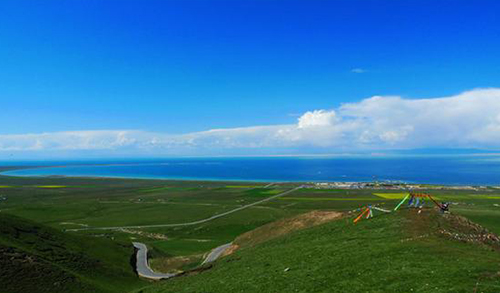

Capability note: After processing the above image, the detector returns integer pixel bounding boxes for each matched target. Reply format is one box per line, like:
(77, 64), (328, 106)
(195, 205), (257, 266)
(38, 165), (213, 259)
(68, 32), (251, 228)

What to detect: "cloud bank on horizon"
(2, 88), (500, 157)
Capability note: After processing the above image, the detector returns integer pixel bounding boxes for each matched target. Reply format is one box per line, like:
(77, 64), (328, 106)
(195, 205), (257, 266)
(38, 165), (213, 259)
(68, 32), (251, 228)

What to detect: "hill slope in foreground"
(0, 214), (144, 293)
(142, 209), (500, 293)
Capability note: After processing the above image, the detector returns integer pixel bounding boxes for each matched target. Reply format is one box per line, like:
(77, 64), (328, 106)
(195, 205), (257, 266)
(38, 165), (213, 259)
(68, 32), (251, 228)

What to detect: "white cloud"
(0, 130), (143, 151)
(338, 88), (500, 148)
(297, 110), (337, 128)
(351, 68), (366, 74)
(2, 88), (500, 156)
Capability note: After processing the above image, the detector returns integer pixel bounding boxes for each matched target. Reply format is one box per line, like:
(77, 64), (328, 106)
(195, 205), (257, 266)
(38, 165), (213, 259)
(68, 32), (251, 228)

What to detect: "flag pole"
(394, 194), (410, 211)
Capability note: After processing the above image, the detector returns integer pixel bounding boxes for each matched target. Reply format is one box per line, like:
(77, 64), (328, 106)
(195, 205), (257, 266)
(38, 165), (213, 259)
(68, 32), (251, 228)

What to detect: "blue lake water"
(1, 156), (500, 185)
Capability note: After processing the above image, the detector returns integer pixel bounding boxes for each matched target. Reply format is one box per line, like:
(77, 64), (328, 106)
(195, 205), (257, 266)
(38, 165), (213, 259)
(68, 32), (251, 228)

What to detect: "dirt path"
(67, 186), (302, 231)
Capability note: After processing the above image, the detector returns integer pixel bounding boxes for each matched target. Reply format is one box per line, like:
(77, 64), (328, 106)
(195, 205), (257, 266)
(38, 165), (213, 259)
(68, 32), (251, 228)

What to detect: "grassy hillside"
(0, 214), (144, 293)
(141, 209), (500, 293)
(233, 210), (343, 249)
(2, 174), (500, 292)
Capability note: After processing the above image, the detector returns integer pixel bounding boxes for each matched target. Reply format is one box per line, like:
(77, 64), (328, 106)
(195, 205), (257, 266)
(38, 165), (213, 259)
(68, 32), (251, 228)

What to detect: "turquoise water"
(1, 156), (500, 185)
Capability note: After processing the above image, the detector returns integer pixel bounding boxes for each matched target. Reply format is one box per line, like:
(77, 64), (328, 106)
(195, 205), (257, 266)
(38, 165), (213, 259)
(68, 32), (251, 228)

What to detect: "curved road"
(133, 241), (234, 280)
(201, 242), (233, 265)
(133, 242), (177, 280)
(68, 186), (302, 231)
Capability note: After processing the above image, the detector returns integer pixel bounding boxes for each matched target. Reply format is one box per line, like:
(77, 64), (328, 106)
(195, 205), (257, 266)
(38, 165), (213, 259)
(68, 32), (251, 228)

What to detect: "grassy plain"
(0, 174), (302, 272)
(1, 169), (500, 292)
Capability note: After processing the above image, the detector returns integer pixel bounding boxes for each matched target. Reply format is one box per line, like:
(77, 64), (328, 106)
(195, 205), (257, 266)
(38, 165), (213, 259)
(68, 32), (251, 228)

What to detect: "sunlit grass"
(373, 192), (408, 199)
(225, 185), (260, 188)
(280, 197), (383, 201)
(140, 186), (172, 193)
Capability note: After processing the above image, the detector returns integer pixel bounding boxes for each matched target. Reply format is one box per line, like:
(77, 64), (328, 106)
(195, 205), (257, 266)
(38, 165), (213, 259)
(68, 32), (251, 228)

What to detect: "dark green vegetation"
(141, 210), (500, 293)
(1, 171), (500, 292)
(0, 213), (144, 293)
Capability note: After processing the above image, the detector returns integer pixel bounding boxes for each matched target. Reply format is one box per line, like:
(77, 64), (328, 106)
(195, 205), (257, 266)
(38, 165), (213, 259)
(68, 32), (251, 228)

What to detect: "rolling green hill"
(0, 214), (144, 293)
(141, 209), (500, 293)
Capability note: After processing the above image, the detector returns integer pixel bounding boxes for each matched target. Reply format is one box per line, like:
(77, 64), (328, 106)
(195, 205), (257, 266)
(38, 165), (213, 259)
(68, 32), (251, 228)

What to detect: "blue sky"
(1, 1), (500, 158)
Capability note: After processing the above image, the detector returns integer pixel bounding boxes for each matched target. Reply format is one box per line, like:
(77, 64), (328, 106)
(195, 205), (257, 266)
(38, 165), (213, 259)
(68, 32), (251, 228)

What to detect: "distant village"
(307, 181), (496, 191)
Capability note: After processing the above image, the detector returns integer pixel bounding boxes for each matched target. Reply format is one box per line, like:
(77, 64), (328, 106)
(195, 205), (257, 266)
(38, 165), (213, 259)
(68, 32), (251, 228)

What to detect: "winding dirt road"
(67, 186), (302, 231)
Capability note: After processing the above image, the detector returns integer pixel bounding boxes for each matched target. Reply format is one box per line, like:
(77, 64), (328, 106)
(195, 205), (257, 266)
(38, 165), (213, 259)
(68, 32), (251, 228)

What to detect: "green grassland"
(1, 171), (500, 292)
(140, 210), (500, 293)
(0, 175), (302, 273)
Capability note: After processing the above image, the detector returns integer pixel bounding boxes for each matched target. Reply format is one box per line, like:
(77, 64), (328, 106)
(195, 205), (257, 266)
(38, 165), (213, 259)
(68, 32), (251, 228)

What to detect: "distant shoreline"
(1, 157), (499, 187)
(1, 166), (499, 189)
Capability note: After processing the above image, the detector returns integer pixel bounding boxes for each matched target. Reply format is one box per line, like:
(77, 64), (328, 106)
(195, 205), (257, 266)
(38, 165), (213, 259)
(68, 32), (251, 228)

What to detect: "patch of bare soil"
(404, 208), (500, 250)
(150, 255), (202, 274)
(225, 210), (343, 255)
(220, 244), (239, 257)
